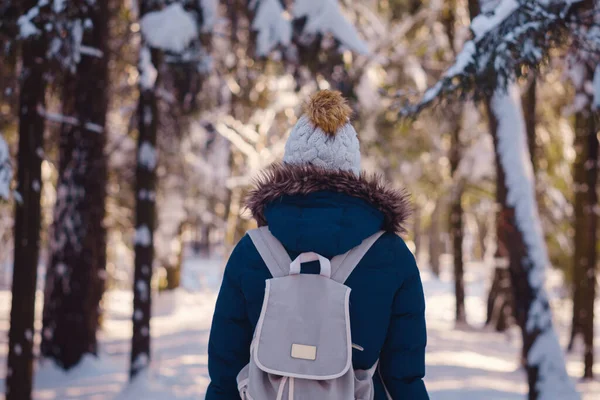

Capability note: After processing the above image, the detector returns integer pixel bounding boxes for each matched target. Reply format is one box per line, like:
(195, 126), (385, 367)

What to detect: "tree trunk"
(41, 0), (109, 370)
(428, 201), (442, 278)
(449, 124), (466, 325)
(523, 77), (537, 173)
(485, 261), (513, 332)
(486, 87), (576, 399)
(6, 30), (47, 400)
(130, 46), (159, 378)
(442, 0), (467, 326)
(164, 223), (185, 291)
(413, 206), (422, 260)
(130, 0), (161, 376)
(570, 66), (598, 378)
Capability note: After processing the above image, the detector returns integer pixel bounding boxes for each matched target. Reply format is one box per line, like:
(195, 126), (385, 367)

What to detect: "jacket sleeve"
(206, 236), (254, 400)
(379, 245), (429, 399)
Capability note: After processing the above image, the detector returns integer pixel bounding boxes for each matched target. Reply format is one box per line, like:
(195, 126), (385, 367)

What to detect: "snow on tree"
(140, 3), (198, 53)
(488, 86), (577, 399)
(250, 0), (368, 57)
(403, 0), (599, 115)
(400, 0), (590, 398)
(293, 0), (368, 54)
(251, 0), (292, 56)
(0, 133), (11, 200)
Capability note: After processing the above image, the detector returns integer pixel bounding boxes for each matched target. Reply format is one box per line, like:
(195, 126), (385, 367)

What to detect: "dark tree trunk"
(41, 0), (109, 370)
(570, 69), (598, 378)
(485, 261), (513, 332)
(522, 77), (537, 172)
(449, 122), (466, 325)
(130, 46), (159, 377)
(487, 77), (536, 334)
(442, 0), (466, 325)
(580, 109), (598, 380)
(428, 201), (442, 278)
(130, 0), (161, 375)
(486, 97), (537, 395)
(6, 31), (47, 400)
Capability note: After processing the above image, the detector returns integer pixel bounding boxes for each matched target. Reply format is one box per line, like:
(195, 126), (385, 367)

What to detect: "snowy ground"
(1, 254), (599, 399)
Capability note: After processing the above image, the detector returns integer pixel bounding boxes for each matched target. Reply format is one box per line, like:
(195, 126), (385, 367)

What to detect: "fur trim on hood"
(245, 163), (411, 234)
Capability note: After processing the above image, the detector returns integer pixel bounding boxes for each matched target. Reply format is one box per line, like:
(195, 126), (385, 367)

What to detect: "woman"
(206, 90), (428, 399)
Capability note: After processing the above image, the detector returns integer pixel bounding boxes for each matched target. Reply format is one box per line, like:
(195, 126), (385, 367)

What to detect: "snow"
(251, 0), (292, 56)
(140, 3), (198, 53)
(134, 225), (152, 247)
(0, 134), (12, 200)
(53, 0), (65, 13)
(490, 85), (578, 398)
(139, 46), (158, 90)
(446, 41), (476, 78)
(471, 0), (519, 39)
(136, 280), (148, 302)
(593, 64), (600, 110)
(18, 2), (44, 38)
(0, 256), (598, 399)
(79, 46), (104, 58)
(293, 0), (369, 54)
(138, 141), (157, 170)
(199, 0), (218, 32)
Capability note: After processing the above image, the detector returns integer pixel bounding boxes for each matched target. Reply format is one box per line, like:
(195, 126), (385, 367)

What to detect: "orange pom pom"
(304, 90), (352, 135)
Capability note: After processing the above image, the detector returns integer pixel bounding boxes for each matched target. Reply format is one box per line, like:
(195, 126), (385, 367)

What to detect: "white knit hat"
(283, 90), (361, 176)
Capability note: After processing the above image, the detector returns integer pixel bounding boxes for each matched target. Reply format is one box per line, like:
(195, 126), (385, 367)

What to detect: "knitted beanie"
(283, 90), (361, 176)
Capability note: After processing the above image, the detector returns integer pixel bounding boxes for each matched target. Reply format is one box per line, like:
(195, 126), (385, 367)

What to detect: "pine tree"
(5, 1), (47, 397)
(41, 0), (110, 370)
(402, 0), (594, 397)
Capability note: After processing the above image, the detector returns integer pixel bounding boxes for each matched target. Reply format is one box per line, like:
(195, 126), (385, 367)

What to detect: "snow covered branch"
(37, 106), (104, 133)
(250, 0), (368, 57)
(140, 3), (198, 53)
(401, 0), (597, 116)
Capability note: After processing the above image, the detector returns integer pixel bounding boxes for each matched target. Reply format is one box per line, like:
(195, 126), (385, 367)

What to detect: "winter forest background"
(0, 0), (599, 399)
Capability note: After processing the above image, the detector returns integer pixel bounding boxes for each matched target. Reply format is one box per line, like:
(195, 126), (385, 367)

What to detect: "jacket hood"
(245, 163), (411, 256)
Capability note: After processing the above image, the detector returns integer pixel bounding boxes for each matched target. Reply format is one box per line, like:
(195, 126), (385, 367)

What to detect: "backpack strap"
(330, 231), (385, 284)
(248, 227), (292, 278)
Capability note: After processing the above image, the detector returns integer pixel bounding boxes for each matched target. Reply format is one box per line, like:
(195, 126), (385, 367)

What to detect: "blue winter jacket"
(206, 163), (429, 399)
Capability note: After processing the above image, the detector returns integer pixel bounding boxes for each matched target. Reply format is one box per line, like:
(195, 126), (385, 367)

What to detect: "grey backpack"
(237, 227), (389, 400)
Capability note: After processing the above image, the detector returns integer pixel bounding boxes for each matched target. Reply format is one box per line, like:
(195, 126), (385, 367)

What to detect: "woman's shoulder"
(361, 231), (420, 278)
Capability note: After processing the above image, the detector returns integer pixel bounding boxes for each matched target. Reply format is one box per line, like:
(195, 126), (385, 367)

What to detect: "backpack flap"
(253, 274), (352, 380)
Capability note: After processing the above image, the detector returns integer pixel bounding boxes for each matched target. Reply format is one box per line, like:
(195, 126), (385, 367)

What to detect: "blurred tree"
(41, 0), (110, 370)
(441, 0), (467, 325)
(403, 0), (588, 396)
(4, 0), (47, 397)
(523, 77), (538, 173)
(130, 0), (163, 379)
(567, 59), (598, 379)
(130, 0), (215, 376)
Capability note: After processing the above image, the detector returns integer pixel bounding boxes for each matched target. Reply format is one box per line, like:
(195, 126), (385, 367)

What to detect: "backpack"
(236, 226), (389, 400)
